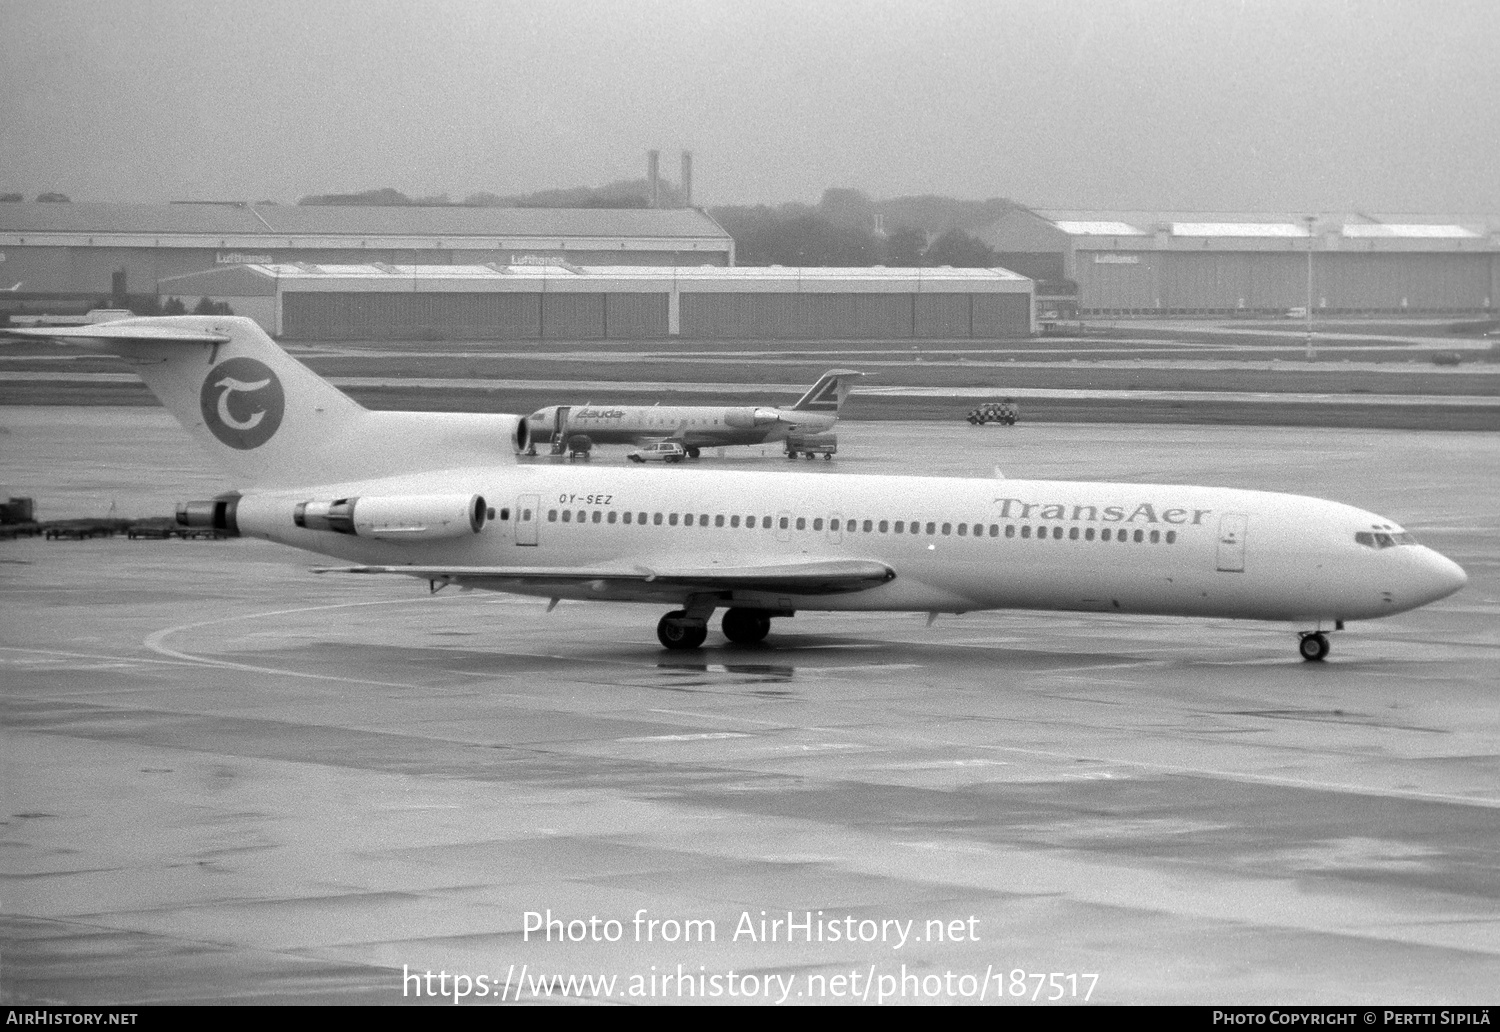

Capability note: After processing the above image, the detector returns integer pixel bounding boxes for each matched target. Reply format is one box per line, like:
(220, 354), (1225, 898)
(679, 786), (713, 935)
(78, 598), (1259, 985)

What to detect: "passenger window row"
(544, 508), (1179, 544)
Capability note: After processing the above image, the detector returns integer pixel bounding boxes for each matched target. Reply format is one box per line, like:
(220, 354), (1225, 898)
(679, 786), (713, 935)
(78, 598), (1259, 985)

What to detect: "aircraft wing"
(315, 558), (896, 595)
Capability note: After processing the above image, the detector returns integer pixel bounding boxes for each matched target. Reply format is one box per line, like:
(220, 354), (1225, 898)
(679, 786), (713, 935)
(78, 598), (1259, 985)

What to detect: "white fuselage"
(234, 463), (1467, 626)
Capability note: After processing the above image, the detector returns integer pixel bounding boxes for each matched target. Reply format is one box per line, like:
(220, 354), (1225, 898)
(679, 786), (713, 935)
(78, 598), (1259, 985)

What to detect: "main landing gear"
(1298, 632), (1331, 662)
(656, 611), (708, 650)
(656, 607), (775, 649)
(721, 608), (771, 644)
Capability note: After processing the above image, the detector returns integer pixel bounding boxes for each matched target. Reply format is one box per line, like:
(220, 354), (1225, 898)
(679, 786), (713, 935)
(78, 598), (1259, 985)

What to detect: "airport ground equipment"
(43, 518), (129, 540)
(785, 433), (838, 460)
(1, 496), (36, 523)
(966, 400), (1019, 426)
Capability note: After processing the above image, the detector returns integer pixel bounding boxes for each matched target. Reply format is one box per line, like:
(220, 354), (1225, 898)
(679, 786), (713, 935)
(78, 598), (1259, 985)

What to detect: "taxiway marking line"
(857, 728), (1500, 809)
(142, 597), (466, 689)
(0, 644), (203, 668)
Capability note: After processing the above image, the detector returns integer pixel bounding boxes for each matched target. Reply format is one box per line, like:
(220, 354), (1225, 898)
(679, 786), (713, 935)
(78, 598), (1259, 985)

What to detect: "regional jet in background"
(3, 318), (1468, 662)
(525, 369), (863, 458)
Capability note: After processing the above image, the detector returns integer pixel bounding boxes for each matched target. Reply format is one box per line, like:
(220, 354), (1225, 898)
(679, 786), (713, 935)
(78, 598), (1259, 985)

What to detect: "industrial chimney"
(647, 150), (660, 208)
(680, 151), (693, 208)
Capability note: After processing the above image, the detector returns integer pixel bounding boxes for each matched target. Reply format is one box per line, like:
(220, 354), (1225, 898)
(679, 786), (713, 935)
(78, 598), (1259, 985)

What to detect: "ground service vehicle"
(966, 401), (1019, 426)
(627, 441), (686, 463)
(785, 433), (837, 460)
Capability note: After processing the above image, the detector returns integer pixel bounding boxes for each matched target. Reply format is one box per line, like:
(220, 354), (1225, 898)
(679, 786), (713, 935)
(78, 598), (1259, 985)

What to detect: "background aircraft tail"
(5, 316), (528, 489)
(791, 369), (863, 414)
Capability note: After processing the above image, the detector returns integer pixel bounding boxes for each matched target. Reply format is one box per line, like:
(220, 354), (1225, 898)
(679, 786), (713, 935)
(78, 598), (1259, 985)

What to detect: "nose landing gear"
(1298, 632), (1331, 662)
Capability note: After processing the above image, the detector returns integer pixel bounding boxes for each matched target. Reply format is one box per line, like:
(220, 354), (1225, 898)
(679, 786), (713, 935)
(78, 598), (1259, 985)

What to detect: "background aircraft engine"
(294, 494), (488, 540)
(508, 415), (530, 454)
(724, 407), (786, 429)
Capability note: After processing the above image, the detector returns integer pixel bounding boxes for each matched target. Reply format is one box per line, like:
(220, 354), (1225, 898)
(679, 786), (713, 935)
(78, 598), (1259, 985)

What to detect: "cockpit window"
(1356, 529), (1417, 549)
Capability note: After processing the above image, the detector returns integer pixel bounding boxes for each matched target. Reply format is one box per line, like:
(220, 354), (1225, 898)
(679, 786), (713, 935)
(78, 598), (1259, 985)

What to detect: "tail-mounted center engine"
(294, 494), (488, 540)
(175, 493), (241, 536)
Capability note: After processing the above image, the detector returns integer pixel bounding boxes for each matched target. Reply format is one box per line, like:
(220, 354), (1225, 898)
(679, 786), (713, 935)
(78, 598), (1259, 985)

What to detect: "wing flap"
(315, 558), (895, 595)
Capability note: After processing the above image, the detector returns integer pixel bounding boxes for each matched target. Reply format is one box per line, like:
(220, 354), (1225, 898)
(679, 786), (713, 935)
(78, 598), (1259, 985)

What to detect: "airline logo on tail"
(200, 357), (284, 449)
(791, 369), (862, 413)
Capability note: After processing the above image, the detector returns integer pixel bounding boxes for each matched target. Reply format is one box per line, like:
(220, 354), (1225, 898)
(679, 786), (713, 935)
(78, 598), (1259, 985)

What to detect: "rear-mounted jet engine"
(293, 494), (488, 540)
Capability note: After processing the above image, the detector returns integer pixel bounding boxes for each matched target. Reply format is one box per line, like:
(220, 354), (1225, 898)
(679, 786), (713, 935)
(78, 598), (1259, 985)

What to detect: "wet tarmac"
(2, 410), (1498, 1004)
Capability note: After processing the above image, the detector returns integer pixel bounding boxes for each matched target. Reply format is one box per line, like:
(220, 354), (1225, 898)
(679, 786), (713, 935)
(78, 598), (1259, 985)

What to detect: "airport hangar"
(154, 261), (1035, 341)
(978, 208), (1500, 316)
(0, 201), (1036, 341)
(0, 200), (734, 298)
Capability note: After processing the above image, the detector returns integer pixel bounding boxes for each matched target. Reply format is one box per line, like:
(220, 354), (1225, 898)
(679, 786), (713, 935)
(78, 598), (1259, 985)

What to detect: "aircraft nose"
(1417, 548), (1467, 604)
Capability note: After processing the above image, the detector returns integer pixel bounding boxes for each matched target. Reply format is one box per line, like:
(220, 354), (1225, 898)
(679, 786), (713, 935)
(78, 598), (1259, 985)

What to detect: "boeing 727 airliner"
(5, 317), (1467, 661)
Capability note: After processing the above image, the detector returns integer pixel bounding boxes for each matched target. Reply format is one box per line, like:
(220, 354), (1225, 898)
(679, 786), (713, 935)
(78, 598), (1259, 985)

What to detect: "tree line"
(712, 189), (1007, 267)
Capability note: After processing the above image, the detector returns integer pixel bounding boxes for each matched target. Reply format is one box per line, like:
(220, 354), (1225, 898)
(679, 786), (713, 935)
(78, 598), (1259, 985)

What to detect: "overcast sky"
(2, 0), (1495, 214)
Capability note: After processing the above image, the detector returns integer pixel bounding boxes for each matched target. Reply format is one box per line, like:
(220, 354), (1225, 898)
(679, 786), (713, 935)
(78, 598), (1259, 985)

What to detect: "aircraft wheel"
(658, 611), (708, 650)
(686, 447), (701, 459)
(1298, 632), (1330, 662)
(721, 608), (771, 644)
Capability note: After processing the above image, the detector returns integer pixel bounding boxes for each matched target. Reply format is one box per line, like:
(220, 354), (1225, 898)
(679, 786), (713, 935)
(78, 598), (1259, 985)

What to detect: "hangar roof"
(233, 262), (1027, 281)
(1341, 223), (1478, 239)
(1170, 222), (1307, 237)
(1033, 208), (1495, 237)
(0, 201), (729, 241)
(1010, 208), (1498, 251)
(161, 262), (1033, 296)
(1051, 221), (1149, 236)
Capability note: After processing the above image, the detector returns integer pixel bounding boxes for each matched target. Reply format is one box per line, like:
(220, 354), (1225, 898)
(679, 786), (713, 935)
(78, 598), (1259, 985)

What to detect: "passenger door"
(1216, 513), (1247, 572)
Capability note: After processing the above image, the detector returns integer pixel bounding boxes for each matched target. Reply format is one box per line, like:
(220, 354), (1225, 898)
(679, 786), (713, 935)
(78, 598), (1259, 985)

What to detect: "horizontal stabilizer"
(315, 558), (896, 595)
(3, 323), (231, 346)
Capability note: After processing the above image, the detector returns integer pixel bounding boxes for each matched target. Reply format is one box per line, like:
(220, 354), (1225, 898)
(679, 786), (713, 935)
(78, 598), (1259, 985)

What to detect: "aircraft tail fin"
(5, 316), (529, 488)
(791, 369), (863, 414)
